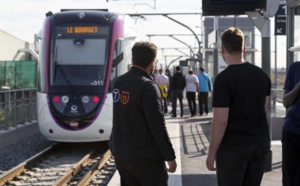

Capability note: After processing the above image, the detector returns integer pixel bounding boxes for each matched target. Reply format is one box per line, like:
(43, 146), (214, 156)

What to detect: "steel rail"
(77, 149), (112, 186)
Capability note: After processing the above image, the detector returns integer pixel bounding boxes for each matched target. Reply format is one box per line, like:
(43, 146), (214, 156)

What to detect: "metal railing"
(0, 88), (37, 130)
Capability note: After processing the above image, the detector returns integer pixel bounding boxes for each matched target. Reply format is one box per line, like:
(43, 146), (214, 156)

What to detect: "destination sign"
(66, 26), (98, 34)
(55, 25), (109, 35)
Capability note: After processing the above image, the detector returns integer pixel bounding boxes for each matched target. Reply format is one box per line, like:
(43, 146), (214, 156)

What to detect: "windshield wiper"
(53, 45), (77, 93)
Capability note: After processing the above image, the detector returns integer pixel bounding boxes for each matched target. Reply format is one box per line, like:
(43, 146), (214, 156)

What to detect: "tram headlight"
(93, 96), (99, 103)
(82, 96), (90, 104)
(61, 95), (69, 104)
(53, 96), (60, 103)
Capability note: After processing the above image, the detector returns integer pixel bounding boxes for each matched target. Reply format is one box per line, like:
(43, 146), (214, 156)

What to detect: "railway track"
(0, 142), (116, 186)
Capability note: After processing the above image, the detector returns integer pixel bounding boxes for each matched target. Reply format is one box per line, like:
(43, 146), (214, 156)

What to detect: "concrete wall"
(0, 122), (39, 150)
(0, 30), (34, 61)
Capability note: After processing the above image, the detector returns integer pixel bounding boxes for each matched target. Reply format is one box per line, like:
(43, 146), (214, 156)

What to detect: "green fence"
(0, 60), (37, 90)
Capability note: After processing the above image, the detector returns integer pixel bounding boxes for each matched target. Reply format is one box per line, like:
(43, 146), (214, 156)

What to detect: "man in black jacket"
(109, 41), (177, 186)
(170, 66), (186, 117)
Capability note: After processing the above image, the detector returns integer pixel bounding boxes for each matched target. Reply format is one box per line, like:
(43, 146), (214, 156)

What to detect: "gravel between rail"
(0, 133), (56, 176)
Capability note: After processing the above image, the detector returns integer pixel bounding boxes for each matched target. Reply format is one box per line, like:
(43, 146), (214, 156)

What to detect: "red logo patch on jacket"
(120, 90), (130, 105)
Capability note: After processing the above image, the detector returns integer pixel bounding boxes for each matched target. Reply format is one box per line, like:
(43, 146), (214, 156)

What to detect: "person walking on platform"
(155, 69), (169, 114)
(206, 27), (271, 186)
(197, 67), (212, 116)
(165, 69), (173, 107)
(170, 66), (186, 118)
(185, 70), (199, 117)
(109, 41), (177, 186)
(282, 61), (300, 185)
(151, 69), (158, 80)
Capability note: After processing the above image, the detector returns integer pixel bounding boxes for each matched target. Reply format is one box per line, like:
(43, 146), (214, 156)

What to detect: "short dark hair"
(176, 66), (181, 71)
(221, 27), (244, 55)
(131, 41), (157, 68)
(199, 67), (205, 72)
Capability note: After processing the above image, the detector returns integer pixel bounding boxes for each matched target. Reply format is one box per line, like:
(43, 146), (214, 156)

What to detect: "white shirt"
(185, 74), (199, 92)
(155, 74), (169, 86)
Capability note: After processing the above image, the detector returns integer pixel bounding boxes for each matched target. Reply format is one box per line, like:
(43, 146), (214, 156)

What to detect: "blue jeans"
(216, 145), (269, 186)
(115, 158), (168, 186)
(282, 129), (300, 186)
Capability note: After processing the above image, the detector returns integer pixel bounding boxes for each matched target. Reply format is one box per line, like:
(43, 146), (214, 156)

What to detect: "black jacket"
(170, 71), (186, 91)
(109, 66), (176, 161)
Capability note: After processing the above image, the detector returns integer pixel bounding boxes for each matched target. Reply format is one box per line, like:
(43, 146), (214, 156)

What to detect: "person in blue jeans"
(282, 61), (300, 185)
(197, 67), (212, 116)
(206, 27), (271, 186)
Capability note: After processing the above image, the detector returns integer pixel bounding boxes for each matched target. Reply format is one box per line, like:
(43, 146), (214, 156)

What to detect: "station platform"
(108, 102), (283, 186)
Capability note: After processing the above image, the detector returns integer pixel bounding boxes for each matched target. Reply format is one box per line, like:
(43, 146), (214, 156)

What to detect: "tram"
(37, 10), (138, 142)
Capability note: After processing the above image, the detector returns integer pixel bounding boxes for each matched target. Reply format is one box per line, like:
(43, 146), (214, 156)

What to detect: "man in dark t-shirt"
(282, 61), (300, 185)
(206, 27), (271, 186)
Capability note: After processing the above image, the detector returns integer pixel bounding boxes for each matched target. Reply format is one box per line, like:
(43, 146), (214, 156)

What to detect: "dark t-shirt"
(213, 62), (271, 147)
(283, 62), (300, 135)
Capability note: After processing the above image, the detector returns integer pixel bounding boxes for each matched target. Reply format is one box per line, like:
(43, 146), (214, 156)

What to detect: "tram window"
(113, 39), (124, 67)
(54, 39), (106, 65)
(51, 38), (107, 86)
(53, 65), (104, 86)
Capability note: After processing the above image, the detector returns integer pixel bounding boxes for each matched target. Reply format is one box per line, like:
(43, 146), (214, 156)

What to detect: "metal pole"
(275, 36), (277, 88)
(213, 16), (219, 82)
(261, 18), (272, 172)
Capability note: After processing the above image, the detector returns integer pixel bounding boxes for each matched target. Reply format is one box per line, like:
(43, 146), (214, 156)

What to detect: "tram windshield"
(50, 26), (109, 87)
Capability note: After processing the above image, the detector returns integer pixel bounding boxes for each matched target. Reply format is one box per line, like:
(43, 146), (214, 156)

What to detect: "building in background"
(0, 30), (36, 61)
(0, 30), (37, 89)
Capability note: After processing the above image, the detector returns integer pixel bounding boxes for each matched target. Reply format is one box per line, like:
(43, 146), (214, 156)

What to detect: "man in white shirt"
(155, 69), (169, 113)
(185, 70), (199, 117)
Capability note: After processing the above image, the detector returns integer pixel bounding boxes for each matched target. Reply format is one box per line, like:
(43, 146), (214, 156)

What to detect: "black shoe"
(171, 115), (176, 118)
(199, 114), (203, 116)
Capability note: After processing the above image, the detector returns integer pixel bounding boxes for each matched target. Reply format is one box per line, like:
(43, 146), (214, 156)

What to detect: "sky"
(1, 0), (286, 68)
(1, 0), (202, 43)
